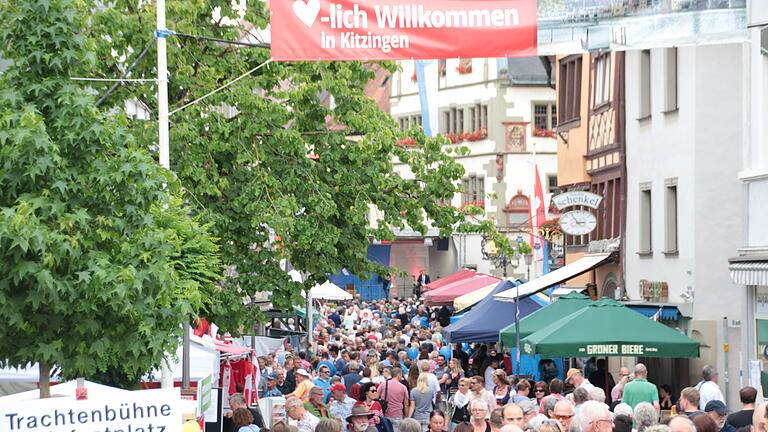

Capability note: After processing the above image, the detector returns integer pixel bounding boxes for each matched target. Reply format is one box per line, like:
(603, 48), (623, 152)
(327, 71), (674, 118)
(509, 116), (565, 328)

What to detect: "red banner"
(270, 0), (537, 61)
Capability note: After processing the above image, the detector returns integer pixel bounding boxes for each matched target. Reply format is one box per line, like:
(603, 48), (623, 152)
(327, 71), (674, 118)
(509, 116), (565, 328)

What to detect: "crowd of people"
(222, 296), (763, 432)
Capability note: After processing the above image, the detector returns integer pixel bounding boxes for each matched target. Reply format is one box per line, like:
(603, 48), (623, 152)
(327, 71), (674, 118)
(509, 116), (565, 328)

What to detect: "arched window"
(503, 190), (529, 226)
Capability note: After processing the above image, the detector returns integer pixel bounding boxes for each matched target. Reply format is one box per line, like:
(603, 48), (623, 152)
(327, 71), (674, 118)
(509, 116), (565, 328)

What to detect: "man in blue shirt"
(261, 373), (283, 398)
(313, 364), (333, 400)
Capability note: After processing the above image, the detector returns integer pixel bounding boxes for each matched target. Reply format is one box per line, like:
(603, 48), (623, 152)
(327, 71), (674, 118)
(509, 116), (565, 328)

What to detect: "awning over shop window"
(494, 253), (612, 302)
(729, 255), (768, 286)
(627, 306), (679, 321)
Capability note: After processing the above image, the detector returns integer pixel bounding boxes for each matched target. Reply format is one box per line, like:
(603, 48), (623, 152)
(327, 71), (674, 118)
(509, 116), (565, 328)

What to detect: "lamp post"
(481, 236), (521, 374)
(524, 253), (533, 281)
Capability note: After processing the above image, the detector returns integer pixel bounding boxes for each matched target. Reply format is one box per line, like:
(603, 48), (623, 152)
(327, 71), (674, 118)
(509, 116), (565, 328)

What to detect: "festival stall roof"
(422, 274), (502, 307)
(520, 298), (700, 359)
(454, 281), (551, 313)
(443, 280), (546, 343)
(453, 283), (496, 311)
(499, 292), (593, 347)
(421, 270), (477, 292)
(494, 253), (612, 302)
(310, 280), (353, 301)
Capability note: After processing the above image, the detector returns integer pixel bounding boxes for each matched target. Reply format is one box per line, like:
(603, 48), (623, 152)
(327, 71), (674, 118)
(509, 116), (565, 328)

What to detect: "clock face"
(559, 210), (597, 236)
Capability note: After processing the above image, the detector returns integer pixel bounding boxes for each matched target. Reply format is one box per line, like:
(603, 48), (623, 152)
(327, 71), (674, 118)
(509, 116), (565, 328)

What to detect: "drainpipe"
(723, 316), (729, 405)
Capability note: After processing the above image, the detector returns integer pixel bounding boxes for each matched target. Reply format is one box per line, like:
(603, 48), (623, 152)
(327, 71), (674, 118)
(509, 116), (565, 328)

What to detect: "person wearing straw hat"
(289, 369), (315, 403)
(565, 368), (595, 393)
(347, 405), (378, 432)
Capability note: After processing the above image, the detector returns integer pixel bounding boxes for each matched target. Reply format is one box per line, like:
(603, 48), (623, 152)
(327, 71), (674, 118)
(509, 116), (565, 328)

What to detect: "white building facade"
(624, 44), (745, 402)
(729, 0), (768, 400)
(387, 57), (558, 292)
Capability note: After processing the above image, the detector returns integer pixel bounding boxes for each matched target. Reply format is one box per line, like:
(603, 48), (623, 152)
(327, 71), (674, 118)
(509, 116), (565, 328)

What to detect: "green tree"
(84, 0), (500, 331)
(0, 0), (222, 394)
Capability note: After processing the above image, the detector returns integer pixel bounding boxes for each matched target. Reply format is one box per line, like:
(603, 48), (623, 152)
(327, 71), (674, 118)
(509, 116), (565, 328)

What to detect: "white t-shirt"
(484, 367), (496, 390)
(697, 380), (724, 410)
(426, 372), (441, 394)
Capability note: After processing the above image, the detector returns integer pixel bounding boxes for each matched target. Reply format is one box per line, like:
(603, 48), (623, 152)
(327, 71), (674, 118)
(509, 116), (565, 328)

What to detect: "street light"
(524, 253), (533, 281)
(481, 235), (522, 374)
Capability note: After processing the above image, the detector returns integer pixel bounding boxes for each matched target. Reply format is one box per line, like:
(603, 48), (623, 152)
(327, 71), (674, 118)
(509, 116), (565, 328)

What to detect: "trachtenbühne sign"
(271, 0), (537, 60)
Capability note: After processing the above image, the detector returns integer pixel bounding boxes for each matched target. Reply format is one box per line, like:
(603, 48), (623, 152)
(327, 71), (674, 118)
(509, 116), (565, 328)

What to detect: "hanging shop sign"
(270, 0), (537, 60)
(552, 191), (603, 210)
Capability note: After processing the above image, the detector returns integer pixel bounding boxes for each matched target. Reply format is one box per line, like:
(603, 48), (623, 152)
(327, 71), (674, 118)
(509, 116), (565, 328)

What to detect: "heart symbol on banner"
(292, 0), (320, 28)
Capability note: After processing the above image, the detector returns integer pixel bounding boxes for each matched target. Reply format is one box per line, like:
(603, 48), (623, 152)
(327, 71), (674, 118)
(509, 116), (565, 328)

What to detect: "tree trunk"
(39, 361), (51, 399)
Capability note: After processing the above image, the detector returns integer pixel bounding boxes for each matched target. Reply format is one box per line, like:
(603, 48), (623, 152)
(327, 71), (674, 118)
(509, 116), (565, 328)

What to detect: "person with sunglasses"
(551, 400), (575, 429)
(314, 365), (334, 401)
(355, 382), (384, 427)
(533, 382), (550, 406)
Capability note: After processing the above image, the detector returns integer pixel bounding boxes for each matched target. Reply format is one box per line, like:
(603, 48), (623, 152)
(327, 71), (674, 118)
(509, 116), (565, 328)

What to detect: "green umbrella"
(499, 291), (593, 348)
(293, 305), (322, 321)
(520, 298), (700, 358)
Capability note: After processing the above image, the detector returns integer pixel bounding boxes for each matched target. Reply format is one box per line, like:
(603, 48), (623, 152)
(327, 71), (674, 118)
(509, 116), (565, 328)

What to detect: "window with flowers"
(461, 175), (484, 208)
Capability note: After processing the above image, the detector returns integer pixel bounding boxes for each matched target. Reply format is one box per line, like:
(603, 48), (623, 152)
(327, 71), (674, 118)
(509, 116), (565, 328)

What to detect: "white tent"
(0, 380), (129, 403)
(310, 280), (352, 301)
(145, 337), (220, 382)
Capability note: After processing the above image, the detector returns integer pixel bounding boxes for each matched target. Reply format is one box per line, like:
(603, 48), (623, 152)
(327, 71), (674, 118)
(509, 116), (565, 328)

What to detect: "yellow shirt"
(291, 380), (315, 403)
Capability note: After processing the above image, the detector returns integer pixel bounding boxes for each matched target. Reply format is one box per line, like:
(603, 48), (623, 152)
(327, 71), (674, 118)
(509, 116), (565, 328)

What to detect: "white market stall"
(310, 280), (352, 301)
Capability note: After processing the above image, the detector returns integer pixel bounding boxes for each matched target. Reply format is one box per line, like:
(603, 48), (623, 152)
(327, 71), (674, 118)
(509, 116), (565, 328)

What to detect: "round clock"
(559, 210), (597, 236)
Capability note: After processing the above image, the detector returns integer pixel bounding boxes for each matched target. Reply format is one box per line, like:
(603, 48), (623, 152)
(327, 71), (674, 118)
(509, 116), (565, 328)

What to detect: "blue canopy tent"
(442, 280), (545, 343)
(442, 280), (558, 381)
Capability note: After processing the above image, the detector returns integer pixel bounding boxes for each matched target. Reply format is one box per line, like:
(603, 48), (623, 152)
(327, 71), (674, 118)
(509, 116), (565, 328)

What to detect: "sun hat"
(346, 405), (375, 423)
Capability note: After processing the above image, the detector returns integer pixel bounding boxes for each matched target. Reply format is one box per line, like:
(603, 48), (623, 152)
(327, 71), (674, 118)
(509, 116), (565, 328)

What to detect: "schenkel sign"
(271, 0), (537, 60)
(552, 191), (603, 210)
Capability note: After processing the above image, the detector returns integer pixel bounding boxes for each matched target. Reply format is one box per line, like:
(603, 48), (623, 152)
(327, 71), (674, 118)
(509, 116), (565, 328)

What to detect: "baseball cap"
(565, 368), (581, 383)
(266, 372), (279, 381)
(705, 400), (730, 415)
(329, 383), (347, 392)
(296, 369), (311, 377)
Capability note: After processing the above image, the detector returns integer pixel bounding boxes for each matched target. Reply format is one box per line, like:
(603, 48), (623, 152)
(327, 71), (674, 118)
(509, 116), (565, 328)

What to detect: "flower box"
(532, 127), (557, 138)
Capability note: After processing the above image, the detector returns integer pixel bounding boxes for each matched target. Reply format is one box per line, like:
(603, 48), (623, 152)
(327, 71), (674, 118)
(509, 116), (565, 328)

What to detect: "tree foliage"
(83, 0), (505, 332)
(0, 0), (222, 385)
